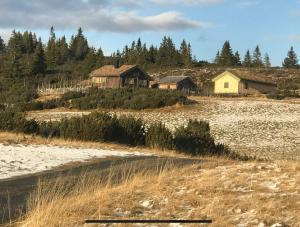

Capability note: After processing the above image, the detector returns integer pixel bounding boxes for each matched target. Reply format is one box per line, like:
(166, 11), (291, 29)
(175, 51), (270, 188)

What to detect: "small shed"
(90, 64), (150, 89)
(158, 76), (197, 91)
(212, 70), (277, 95)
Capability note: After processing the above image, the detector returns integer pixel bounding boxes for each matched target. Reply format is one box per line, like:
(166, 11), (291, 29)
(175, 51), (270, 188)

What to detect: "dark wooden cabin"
(158, 76), (197, 92)
(90, 65), (150, 88)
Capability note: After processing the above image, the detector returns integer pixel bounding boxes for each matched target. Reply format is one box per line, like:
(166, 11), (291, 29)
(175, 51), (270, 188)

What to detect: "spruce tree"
(0, 36), (5, 52)
(31, 39), (46, 75)
(4, 30), (24, 78)
(70, 27), (89, 60)
(234, 51), (242, 66)
(96, 48), (104, 67)
(56, 36), (69, 65)
(147, 45), (157, 64)
(214, 51), (220, 65)
(263, 53), (271, 67)
(219, 41), (235, 66)
(46, 26), (57, 68)
(243, 50), (252, 67)
(252, 45), (263, 67)
(179, 39), (192, 66)
(157, 36), (178, 66)
(283, 46), (298, 68)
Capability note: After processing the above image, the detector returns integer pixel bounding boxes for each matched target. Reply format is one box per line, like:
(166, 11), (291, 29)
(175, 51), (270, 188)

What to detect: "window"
(245, 82), (248, 89)
(224, 82), (229, 88)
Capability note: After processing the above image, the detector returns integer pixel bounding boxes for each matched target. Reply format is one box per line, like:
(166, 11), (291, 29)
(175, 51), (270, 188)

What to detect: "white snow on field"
(0, 143), (152, 180)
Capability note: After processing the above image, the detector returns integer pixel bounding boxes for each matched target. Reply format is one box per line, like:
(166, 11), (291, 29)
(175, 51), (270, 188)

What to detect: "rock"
(140, 200), (154, 208)
(271, 224), (283, 227)
(258, 222), (265, 227)
(235, 208), (242, 214)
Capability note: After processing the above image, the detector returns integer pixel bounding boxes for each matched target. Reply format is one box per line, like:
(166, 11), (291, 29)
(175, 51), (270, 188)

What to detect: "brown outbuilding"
(90, 64), (150, 89)
(158, 76), (197, 92)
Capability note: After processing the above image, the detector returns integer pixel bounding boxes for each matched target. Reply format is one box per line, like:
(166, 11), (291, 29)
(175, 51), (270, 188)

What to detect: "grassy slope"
(19, 158), (300, 227)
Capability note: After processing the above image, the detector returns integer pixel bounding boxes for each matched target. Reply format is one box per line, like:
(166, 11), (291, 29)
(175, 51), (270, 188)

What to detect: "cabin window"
(245, 82), (248, 89)
(93, 77), (107, 83)
(224, 82), (229, 88)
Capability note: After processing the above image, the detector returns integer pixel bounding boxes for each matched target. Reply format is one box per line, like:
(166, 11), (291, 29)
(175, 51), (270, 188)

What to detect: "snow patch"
(0, 143), (152, 180)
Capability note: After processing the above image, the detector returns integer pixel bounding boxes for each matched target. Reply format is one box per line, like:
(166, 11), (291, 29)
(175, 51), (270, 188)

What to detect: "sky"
(0, 0), (299, 66)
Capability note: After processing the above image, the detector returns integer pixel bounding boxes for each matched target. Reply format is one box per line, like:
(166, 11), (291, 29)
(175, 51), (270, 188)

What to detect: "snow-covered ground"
(28, 99), (300, 160)
(0, 143), (151, 180)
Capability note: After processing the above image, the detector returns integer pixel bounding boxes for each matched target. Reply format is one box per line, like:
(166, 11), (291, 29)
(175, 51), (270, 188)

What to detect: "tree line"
(0, 28), (299, 81)
(213, 40), (299, 69)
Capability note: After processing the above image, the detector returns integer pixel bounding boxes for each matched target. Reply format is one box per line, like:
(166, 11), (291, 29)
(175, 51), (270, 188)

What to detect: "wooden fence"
(37, 80), (92, 95)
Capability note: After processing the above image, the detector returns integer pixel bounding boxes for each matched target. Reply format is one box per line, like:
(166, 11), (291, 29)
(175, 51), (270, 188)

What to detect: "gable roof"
(90, 64), (138, 77)
(212, 70), (276, 85)
(158, 76), (192, 84)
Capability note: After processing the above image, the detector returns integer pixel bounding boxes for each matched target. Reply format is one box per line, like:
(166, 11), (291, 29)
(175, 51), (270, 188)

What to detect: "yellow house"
(212, 70), (276, 95)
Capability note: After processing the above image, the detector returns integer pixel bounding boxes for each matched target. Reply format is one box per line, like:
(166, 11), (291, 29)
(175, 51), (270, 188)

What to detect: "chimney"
(114, 59), (120, 69)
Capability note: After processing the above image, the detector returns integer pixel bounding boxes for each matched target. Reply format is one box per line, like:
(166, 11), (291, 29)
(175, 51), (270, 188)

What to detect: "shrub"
(117, 116), (145, 145)
(38, 121), (61, 138)
(0, 103), (5, 111)
(145, 123), (173, 150)
(173, 120), (218, 155)
(0, 109), (38, 134)
(46, 88), (191, 111)
(61, 91), (85, 101)
(0, 109), (230, 158)
(267, 89), (300, 100)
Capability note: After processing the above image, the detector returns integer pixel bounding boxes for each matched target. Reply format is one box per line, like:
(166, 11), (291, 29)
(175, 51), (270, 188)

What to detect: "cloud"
(151, 0), (223, 6)
(0, 0), (206, 33)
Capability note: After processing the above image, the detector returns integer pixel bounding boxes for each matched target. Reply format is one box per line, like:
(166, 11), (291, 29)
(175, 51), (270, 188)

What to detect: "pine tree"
(157, 36), (178, 66)
(263, 53), (271, 67)
(234, 51), (242, 66)
(96, 48), (104, 67)
(22, 31), (35, 54)
(147, 45), (157, 64)
(214, 51), (220, 65)
(282, 46), (298, 68)
(70, 27), (89, 60)
(0, 36), (5, 52)
(252, 45), (263, 67)
(179, 39), (192, 66)
(56, 36), (69, 65)
(219, 41), (235, 66)
(31, 39), (46, 75)
(46, 26), (57, 68)
(243, 50), (252, 67)
(4, 30), (24, 78)
(123, 45), (130, 63)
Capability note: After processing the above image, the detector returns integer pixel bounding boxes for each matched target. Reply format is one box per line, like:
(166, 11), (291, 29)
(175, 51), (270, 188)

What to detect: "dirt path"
(0, 155), (203, 224)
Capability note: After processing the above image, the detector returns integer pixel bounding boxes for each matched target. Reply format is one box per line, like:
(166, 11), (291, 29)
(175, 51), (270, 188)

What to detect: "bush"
(38, 121), (61, 138)
(267, 89), (300, 100)
(173, 120), (225, 156)
(20, 88), (192, 111)
(117, 116), (145, 145)
(0, 109), (230, 158)
(0, 109), (38, 134)
(145, 123), (173, 150)
(61, 91), (85, 101)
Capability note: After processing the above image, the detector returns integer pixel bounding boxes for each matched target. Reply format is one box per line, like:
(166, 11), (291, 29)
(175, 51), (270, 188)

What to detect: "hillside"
(149, 67), (300, 92)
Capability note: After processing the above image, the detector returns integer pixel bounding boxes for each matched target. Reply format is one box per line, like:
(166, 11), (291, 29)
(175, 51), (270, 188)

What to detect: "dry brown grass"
(16, 159), (300, 227)
(35, 94), (62, 102)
